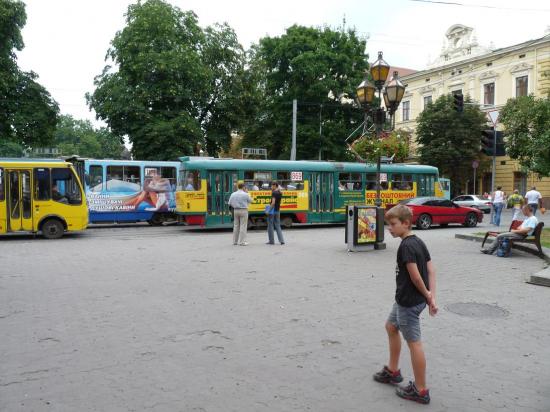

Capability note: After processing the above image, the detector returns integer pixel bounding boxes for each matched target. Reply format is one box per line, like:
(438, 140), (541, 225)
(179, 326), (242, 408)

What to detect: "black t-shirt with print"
(395, 235), (431, 307)
(272, 190), (282, 211)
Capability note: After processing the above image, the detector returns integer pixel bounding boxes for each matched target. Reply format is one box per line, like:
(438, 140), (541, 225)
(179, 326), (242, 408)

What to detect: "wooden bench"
(509, 222), (545, 255)
(482, 220), (545, 255)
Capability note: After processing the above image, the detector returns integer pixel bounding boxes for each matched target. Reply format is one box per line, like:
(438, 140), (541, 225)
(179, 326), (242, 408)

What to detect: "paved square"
(0, 219), (549, 411)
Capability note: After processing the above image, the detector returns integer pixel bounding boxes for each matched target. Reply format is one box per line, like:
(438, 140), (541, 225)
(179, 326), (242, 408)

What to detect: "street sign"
(380, 173), (388, 182)
(472, 160), (479, 169)
(487, 110), (499, 126)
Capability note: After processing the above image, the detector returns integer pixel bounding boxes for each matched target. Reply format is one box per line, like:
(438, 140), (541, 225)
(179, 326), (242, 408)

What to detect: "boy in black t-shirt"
(373, 204), (438, 405)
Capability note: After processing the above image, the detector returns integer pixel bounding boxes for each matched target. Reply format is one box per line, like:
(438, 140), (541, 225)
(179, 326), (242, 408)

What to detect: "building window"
(516, 76), (528, 97)
(452, 89), (462, 96)
(484, 82), (495, 105)
(423, 96), (432, 109)
(402, 101), (410, 121)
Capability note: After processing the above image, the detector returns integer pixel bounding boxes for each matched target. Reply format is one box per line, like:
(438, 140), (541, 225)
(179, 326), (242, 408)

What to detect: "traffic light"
(481, 128), (505, 156)
(453, 94), (464, 113)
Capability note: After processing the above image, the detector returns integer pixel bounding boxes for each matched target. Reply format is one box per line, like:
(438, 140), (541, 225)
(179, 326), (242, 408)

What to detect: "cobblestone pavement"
(0, 217), (549, 411)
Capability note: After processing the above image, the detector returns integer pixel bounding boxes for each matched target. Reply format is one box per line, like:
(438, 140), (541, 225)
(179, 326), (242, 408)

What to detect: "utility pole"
(318, 104), (323, 160)
(291, 99), (297, 161)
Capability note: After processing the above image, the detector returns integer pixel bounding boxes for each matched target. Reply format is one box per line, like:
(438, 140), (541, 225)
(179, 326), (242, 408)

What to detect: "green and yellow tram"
(175, 157), (443, 227)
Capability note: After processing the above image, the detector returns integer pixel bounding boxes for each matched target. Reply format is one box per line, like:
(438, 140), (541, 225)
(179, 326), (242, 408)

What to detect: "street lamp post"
(355, 52), (406, 250)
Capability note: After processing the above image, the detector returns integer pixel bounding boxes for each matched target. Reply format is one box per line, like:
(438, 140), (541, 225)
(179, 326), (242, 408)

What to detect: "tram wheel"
(281, 216), (293, 228)
(42, 219), (64, 239)
(148, 214), (164, 226)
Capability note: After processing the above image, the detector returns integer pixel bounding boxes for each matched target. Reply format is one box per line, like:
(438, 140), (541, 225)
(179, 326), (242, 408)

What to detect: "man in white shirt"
(228, 182), (252, 246)
(524, 186), (542, 215)
(481, 204), (538, 254)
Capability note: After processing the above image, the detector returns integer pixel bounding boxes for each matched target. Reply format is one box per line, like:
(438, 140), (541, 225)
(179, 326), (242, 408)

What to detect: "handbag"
(265, 205), (275, 215)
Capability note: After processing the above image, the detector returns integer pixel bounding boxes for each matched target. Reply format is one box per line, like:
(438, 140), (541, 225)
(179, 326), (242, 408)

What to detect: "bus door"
(208, 171), (237, 224)
(6, 169), (33, 232)
(309, 172), (334, 222)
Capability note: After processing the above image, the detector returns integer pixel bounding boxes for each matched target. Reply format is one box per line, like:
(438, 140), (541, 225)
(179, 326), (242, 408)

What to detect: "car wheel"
(464, 212), (478, 227)
(42, 218), (64, 239)
(416, 214), (432, 230)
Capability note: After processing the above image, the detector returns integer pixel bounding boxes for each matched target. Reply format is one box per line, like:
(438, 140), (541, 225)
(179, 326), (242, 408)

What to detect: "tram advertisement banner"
(355, 206), (377, 244)
(87, 179), (175, 213)
(365, 190), (415, 206)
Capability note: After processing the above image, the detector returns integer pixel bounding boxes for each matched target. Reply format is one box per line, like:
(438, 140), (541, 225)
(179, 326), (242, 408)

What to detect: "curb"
(455, 233), (550, 287)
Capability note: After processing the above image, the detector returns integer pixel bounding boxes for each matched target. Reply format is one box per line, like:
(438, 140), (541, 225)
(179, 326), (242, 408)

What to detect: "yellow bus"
(0, 159), (88, 238)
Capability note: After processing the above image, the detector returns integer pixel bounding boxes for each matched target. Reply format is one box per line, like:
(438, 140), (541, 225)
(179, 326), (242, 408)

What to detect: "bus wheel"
(42, 219), (64, 239)
(281, 216), (293, 228)
(416, 214), (432, 230)
(148, 214), (163, 226)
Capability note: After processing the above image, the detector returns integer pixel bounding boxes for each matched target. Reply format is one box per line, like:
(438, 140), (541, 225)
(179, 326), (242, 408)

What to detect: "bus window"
(89, 165), (103, 192)
(34, 168), (51, 200)
(366, 174), (388, 190)
(244, 171), (271, 190)
(0, 168), (4, 200)
(338, 173), (362, 191)
(22, 171), (31, 218)
(52, 168), (82, 205)
(161, 167), (177, 191)
(276, 171), (302, 190)
(392, 174), (413, 191)
(179, 170), (201, 191)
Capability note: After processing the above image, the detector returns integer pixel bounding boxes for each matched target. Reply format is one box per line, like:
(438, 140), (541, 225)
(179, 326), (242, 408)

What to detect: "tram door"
(208, 171), (237, 224)
(309, 172), (334, 222)
(6, 170), (33, 232)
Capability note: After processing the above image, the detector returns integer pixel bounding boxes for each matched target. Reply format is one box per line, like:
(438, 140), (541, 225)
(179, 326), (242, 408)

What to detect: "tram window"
(89, 165), (103, 192)
(392, 174), (413, 191)
(338, 173), (362, 191)
(34, 168), (51, 200)
(124, 166), (141, 185)
(180, 171), (201, 191)
(276, 171), (302, 190)
(161, 167), (177, 191)
(0, 168), (4, 201)
(51, 167), (82, 205)
(107, 166), (123, 182)
(366, 174), (389, 190)
(244, 170), (271, 190)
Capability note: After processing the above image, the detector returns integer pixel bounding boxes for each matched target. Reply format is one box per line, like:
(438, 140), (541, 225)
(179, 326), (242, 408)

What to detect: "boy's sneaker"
(395, 381), (430, 404)
(373, 366), (403, 384)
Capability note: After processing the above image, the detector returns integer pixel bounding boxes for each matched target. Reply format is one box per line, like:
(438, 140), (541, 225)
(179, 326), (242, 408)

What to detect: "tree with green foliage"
(52, 115), (125, 159)
(87, 0), (247, 160)
(0, 0), (59, 152)
(499, 95), (550, 176)
(241, 25), (368, 160)
(416, 94), (487, 196)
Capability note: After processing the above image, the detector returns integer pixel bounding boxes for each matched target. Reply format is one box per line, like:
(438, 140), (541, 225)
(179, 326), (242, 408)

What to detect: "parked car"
(399, 197), (483, 229)
(452, 194), (492, 214)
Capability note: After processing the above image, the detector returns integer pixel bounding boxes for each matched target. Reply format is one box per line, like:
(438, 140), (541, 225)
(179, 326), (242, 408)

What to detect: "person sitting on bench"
(481, 204), (538, 255)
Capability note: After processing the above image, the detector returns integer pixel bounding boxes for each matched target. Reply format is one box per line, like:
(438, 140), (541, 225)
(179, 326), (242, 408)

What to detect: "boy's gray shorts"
(387, 302), (426, 342)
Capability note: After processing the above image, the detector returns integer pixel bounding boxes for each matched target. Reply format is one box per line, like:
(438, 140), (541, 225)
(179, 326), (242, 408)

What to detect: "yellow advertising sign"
(176, 179), (208, 213)
(365, 190), (415, 206)
(248, 181), (309, 212)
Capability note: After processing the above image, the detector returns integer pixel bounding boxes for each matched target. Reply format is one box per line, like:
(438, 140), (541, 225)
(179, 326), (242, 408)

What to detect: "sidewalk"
(0, 224), (548, 411)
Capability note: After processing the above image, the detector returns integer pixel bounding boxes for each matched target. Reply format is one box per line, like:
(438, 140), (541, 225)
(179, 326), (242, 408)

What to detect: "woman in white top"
(492, 186), (506, 226)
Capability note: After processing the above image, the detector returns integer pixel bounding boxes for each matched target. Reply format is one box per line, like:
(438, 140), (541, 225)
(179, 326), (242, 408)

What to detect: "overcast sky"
(16, 0), (550, 127)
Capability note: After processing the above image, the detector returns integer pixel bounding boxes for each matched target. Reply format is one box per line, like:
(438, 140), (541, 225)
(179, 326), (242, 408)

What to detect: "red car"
(400, 197), (483, 229)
